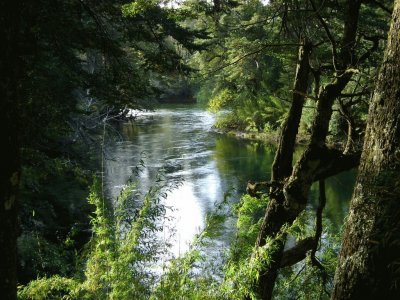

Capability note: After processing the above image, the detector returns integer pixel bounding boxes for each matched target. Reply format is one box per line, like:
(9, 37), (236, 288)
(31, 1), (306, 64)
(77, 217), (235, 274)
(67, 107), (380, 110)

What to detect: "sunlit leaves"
(208, 88), (235, 112)
(122, 0), (161, 16)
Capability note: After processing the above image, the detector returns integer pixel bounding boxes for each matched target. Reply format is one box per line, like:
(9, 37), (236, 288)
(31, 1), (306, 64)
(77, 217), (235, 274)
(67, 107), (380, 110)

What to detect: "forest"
(0, 0), (399, 299)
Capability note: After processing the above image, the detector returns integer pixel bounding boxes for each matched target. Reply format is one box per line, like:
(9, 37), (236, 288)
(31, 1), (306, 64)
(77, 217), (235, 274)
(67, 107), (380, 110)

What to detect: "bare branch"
(309, 0), (339, 70)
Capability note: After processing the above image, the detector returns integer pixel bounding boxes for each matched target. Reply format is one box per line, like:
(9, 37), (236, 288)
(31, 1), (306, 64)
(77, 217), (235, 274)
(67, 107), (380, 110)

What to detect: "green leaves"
(17, 276), (83, 300)
(208, 89), (235, 112)
(84, 175), (173, 299)
(122, 0), (160, 17)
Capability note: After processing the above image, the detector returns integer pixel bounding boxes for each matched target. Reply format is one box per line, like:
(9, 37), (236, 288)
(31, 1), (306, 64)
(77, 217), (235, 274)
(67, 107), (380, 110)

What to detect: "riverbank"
(214, 128), (310, 146)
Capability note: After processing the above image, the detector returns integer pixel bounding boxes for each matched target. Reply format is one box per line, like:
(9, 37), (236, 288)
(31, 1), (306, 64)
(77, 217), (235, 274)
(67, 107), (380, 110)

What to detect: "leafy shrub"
(18, 276), (83, 300)
(19, 180), (341, 300)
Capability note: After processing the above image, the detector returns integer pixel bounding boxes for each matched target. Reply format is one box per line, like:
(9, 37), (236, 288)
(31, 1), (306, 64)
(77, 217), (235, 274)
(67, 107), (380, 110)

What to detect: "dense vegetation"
(1, 0), (399, 299)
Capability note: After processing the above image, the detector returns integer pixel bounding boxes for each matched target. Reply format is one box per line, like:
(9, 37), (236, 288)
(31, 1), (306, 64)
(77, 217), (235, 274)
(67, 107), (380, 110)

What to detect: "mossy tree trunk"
(332, 1), (400, 298)
(251, 1), (365, 299)
(0, 1), (22, 299)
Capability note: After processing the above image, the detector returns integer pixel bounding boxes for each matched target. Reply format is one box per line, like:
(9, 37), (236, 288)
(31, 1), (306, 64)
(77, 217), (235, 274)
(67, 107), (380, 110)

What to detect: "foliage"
(187, 0), (293, 133)
(122, 0), (160, 16)
(12, 0), (394, 298)
(150, 235), (218, 300)
(187, 0), (389, 141)
(18, 171), (174, 299)
(231, 194), (269, 261)
(274, 222), (342, 300)
(18, 177), (344, 300)
(18, 150), (93, 284)
(209, 89), (235, 113)
(149, 189), (232, 300)
(18, 276), (83, 300)
(219, 194), (341, 299)
(217, 194), (274, 299)
(82, 173), (175, 299)
(17, 233), (76, 283)
(16, 0), (208, 285)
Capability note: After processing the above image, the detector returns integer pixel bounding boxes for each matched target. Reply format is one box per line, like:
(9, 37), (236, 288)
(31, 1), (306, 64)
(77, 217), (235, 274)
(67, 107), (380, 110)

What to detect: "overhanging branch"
(196, 43), (301, 80)
(313, 149), (361, 182)
(280, 237), (315, 268)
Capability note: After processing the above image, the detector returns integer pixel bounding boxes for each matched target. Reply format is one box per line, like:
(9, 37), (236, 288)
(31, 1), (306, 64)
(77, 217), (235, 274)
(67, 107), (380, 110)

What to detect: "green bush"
(18, 276), (84, 300)
(19, 179), (341, 300)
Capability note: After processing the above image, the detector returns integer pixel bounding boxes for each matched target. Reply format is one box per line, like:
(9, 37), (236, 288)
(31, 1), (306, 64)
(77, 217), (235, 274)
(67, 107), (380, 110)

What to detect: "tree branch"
(365, 0), (393, 15)
(313, 148), (361, 182)
(280, 237), (315, 268)
(309, 0), (338, 70)
(246, 181), (281, 197)
(291, 89), (318, 101)
(310, 180), (326, 270)
(196, 43), (301, 79)
(358, 35), (380, 64)
(78, 0), (110, 41)
(340, 90), (370, 98)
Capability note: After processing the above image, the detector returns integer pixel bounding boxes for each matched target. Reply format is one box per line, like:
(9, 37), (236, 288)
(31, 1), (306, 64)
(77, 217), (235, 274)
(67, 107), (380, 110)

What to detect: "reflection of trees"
(309, 171), (356, 229)
(213, 136), (276, 187)
(214, 134), (356, 229)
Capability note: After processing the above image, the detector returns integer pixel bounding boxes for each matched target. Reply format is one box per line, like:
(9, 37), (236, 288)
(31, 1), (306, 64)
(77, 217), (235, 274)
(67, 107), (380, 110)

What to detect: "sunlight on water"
(164, 183), (204, 255)
(106, 105), (355, 258)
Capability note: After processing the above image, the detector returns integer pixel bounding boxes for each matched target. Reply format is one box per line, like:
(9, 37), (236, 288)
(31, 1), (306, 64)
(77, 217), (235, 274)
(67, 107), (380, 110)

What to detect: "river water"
(105, 105), (355, 257)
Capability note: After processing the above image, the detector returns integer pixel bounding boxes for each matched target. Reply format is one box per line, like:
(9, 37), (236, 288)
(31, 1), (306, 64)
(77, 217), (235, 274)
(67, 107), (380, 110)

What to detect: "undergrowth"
(18, 179), (341, 300)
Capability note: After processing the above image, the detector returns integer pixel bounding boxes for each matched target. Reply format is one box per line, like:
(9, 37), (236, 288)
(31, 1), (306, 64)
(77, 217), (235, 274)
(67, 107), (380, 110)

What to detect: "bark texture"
(254, 39), (312, 299)
(0, 1), (22, 299)
(272, 39), (312, 182)
(252, 1), (363, 299)
(332, 1), (400, 298)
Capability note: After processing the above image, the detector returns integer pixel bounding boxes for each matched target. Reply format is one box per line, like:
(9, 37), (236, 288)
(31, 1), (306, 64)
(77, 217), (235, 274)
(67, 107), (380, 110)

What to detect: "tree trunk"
(252, 1), (363, 299)
(0, 1), (22, 299)
(272, 38), (312, 182)
(332, 1), (400, 298)
(253, 39), (311, 300)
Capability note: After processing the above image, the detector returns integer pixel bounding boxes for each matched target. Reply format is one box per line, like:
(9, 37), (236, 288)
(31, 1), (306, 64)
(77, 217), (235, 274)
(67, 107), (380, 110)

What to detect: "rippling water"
(105, 105), (356, 257)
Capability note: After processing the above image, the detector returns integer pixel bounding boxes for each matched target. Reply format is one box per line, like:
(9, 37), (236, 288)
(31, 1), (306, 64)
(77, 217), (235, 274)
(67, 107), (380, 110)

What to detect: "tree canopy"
(1, 0), (399, 299)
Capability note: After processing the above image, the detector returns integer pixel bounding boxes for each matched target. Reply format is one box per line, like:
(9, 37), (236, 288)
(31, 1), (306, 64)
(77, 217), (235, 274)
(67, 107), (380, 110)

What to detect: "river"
(105, 105), (356, 257)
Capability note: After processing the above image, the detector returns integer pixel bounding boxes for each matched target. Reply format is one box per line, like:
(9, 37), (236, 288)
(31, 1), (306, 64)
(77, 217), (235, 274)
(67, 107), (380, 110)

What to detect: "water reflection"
(105, 106), (355, 256)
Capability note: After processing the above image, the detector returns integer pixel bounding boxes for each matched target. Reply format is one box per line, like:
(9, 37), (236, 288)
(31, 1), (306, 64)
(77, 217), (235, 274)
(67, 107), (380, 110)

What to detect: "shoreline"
(213, 128), (310, 146)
